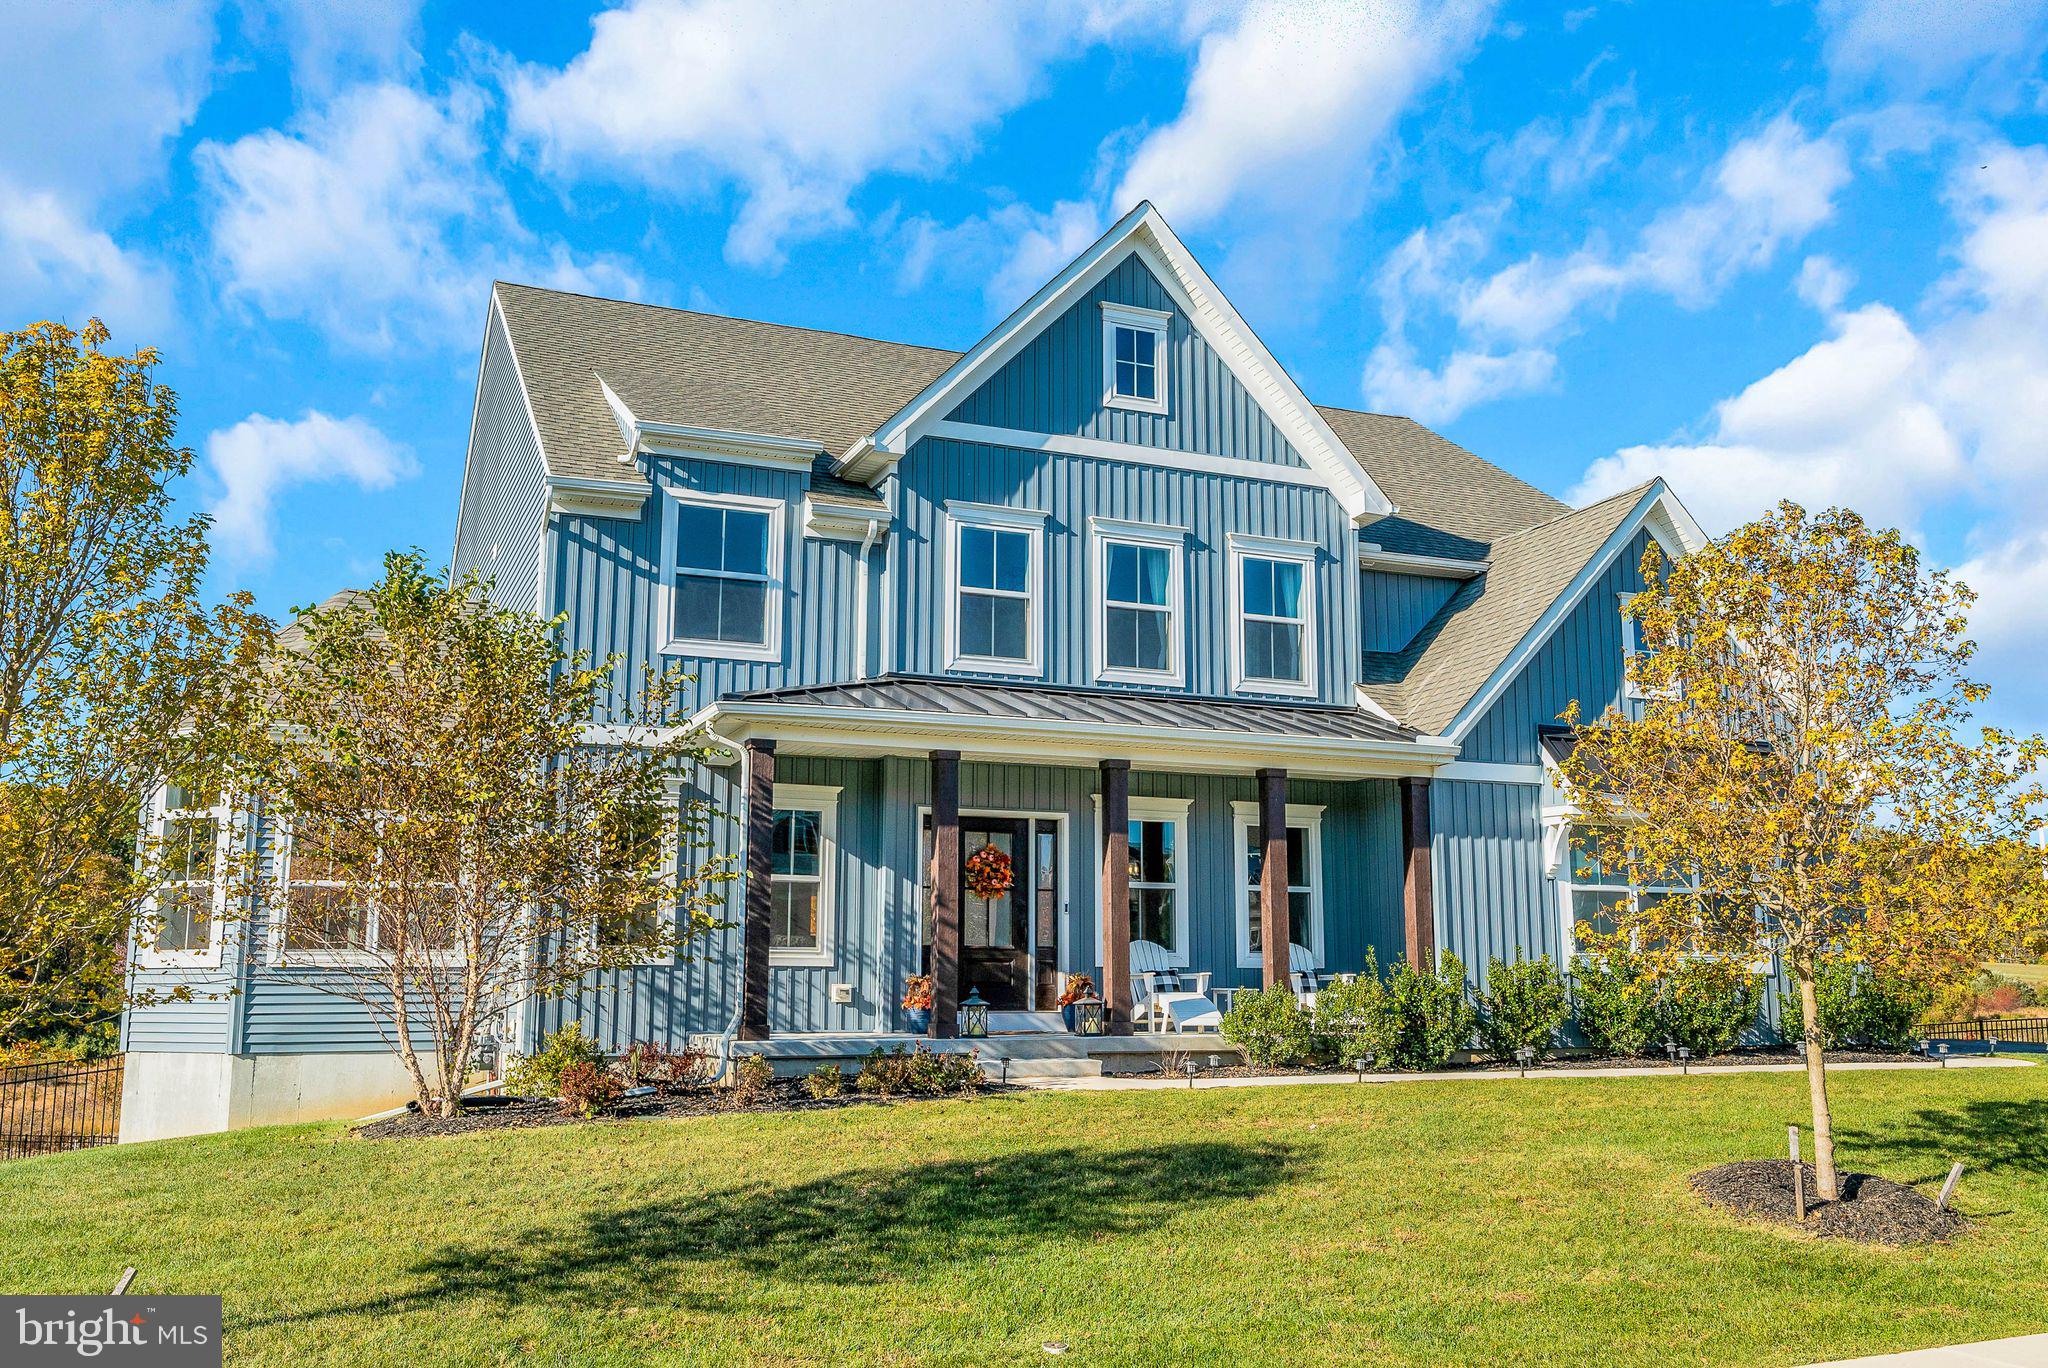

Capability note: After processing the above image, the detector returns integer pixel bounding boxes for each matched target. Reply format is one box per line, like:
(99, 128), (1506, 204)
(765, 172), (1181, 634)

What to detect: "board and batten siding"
(947, 253), (1305, 468)
(889, 436), (1360, 703)
(1458, 530), (1652, 765)
(451, 305), (549, 616)
(1360, 569), (1462, 654)
(1429, 779), (1553, 987)
(550, 456), (877, 717)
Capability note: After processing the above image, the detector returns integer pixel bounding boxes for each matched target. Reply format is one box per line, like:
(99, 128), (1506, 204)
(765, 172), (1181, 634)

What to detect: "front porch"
(731, 1031), (1250, 1081)
(702, 675), (1456, 1042)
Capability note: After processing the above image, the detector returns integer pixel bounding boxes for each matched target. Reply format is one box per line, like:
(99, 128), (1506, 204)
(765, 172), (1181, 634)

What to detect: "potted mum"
(1057, 973), (1098, 1032)
(901, 974), (935, 1033)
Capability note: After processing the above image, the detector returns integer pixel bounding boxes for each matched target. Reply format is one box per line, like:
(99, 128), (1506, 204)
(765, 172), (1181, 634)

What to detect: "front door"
(960, 817), (1032, 1010)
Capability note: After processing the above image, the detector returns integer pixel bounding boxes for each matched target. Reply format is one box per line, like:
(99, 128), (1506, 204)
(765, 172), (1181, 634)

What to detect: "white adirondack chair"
(1288, 943), (1322, 1010)
(1128, 940), (1223, 1033)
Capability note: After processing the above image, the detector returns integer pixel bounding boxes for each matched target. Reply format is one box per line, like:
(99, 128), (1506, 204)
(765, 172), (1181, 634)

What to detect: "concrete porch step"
(988, 1056), (1103, 1080)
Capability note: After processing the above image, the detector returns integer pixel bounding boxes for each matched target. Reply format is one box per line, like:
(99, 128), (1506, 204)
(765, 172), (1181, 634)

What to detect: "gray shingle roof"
(1358, 484), (1654, 736)
(726, 675), (1417, 743)
(1318, 408), (1568, 560)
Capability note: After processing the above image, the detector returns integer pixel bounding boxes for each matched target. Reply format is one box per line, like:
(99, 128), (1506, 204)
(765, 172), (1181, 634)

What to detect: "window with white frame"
(1092, 519), (1184, 685)
(143, 774), (228, 966)
(769, 783), (839, 966)
(280, 812), (370, 953)
(666, 490), (783, 661)
(1228, 535), (1317, 696)
(1619, 592), (1674, 700)
(945, 504), (1044, 674)
(1101, 302), (1170, 414)
(1231, 801), (1324, 969)
(274, 813), (462, 960)
(1093, 795), (1191, 963)
(1564, 822), (1693, 950)
(595, 783), (680, 959)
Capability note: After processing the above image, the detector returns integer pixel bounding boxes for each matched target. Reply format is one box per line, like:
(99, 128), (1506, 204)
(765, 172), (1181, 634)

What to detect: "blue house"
(121, 203), (1706, 1137)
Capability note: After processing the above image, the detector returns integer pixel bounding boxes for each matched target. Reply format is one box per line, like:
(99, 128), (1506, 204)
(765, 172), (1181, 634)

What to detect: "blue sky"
(4, 0), (2047, 728)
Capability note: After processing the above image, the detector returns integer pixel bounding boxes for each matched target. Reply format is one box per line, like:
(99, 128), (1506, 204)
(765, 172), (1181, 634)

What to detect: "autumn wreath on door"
(964, 845), (1016, 901)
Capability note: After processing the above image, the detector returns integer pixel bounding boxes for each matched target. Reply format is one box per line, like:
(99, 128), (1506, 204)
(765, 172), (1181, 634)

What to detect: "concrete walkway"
(1801, 1333), (2048, 1366)
(1014, 1055), (2032, 1090)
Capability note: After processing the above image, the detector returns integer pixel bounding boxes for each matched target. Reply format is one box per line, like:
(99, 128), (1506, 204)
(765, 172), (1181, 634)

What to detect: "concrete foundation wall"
(119, 1051), (429, 1143)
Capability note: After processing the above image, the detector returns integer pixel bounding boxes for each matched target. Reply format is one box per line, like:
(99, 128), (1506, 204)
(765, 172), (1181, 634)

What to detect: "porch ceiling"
(698, 675), (1458, 779)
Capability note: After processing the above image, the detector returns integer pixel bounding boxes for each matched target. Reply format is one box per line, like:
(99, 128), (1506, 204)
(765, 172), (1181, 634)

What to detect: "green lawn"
(1986, 961), (2048, 989)
(3, 1068), (2045, 1366)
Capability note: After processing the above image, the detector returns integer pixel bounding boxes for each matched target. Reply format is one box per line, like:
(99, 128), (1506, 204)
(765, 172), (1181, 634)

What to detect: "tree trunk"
(1797, 969), (1840, 1201)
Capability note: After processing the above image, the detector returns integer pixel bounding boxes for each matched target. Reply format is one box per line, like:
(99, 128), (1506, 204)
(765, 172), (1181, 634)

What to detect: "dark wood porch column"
(1399, 776), (1436, 971)
(739, 739), (776, 1041)
(928, 750), (962, 1039)
(1099, 759), (1133, 1035)
(1257, 767), (1288, 989)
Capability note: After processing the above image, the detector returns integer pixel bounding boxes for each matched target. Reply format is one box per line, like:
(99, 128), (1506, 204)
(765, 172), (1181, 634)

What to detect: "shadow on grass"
(1837, 1100), (2048, 1183)
(246, 1139), (1297, 1326)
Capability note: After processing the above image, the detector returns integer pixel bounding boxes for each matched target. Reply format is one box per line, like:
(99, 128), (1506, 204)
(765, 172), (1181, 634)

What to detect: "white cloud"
(0, 181), (177, 336)
(205, 411), (418, 564)
(1367, 115), (1850, 419)
(198, 83), (640, 351)
(1818, 0), (2048, 100)
(237, 0), (424, 96)
(504, 0), (1156, 270)
(1794, 255), (1854, 312)
(897, 199), (1107, 315)
(1114, 0), (1495, 230)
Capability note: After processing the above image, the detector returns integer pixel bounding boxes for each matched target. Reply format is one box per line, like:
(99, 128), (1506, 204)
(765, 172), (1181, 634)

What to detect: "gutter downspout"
(854, 520), (882, 680)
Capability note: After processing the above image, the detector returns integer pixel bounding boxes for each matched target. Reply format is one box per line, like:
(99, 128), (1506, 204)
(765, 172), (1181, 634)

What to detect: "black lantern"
(960, 987), (989, 1039)
(1072, 997), (1106, 1036)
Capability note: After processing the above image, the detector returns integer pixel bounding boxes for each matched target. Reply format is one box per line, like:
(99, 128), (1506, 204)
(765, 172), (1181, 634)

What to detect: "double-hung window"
(280, 813), (370, 953)
(1093, 795), (1191, 965)
(275, 813), (463, 960)
(1228, 534), (1317, 697)
(768, 784), (839, 967)
(595, 783), (681, 961)
(1091, 519), (1184, 685)
(1619, 592), (1675, 701)
(1101, 302), (1170, 414)
(1565, 823), (1693, 951)
(1231, 801), (1325, 970)
(143, 774), (228, 967)
(945, 503), (1044, 675)
(666, 490), (784, 662)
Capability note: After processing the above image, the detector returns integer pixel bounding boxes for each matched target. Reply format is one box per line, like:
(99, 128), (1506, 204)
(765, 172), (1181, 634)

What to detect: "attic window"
(1101, 303), (1170, 415)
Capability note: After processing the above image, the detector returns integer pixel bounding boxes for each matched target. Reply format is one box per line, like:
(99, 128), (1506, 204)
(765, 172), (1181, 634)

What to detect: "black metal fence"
(1920, 1016), (2048, 1047)
(0, 1057), (124, 1160)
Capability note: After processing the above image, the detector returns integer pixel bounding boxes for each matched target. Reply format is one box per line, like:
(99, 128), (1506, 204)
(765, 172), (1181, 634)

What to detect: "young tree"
(251, 552), (732, 1115)
(0, 320), (269, 1045)
(1562, 503), (2048, 1200)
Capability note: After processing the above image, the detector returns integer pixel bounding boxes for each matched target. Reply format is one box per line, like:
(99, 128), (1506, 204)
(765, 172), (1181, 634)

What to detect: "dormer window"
(1101, 303), (1171, 415)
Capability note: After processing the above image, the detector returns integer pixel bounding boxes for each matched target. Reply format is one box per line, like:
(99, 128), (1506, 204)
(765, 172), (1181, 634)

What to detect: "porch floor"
(730, 1031), (1243, 1079)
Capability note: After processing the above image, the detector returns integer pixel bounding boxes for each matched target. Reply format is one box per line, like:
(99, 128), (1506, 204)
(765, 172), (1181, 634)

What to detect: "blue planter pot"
(904, 1007), (932, 1034)
(1061, 1003), (1079, 1032)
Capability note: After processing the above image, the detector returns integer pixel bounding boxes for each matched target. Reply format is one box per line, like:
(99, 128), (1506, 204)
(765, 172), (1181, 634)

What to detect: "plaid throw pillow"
(1146, 969), (1182, 994)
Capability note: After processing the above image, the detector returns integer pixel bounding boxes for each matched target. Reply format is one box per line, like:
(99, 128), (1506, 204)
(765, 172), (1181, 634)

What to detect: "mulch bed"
(1113, 1047), (1923, 1081)
(353, 1080), (1000, 1140)
(1691, 1159), (1969, 1245)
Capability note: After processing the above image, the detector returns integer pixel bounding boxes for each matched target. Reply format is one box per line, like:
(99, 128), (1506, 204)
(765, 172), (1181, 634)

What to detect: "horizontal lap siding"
(1431, 779), (1552, 988)
(1462, 531), (1651, 765)
(948, 253), (1304, 467)
(892, 437), (1358, 702)
(452, 312), (547, 614)
(1360, 570), (1461, 654)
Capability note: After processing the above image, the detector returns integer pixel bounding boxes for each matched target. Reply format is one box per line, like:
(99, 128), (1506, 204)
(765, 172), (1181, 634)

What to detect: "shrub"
(504, 1021), (605, 1099)
(1476, 955), (1571, 1062)
(1379, 952), (1478, 1070)
(1571, 952), (1662, 1057)
(853, 1045), (984, 1095)
(619, 1040), (707, 1092)
(1220, 982), (1328, 1067)
(1658, 958), (1762, 1056)
(730, 1052), (775, 1103)
(803, 1064), (846, 1099)
(1921, 978), (1980, 1026)
(1781, 962), (1932, 1050)
(556, 1061), (625, 1118)
(1314, 958), (1393, 1069)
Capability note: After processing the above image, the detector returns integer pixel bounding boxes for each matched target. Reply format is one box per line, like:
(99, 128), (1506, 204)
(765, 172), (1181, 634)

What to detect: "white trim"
(1089, 518), (1186, 687)
(942, 502), (1047, 678)
(660, 487), (786, 664)
(926, 420), (1332, 490)
(136, 782), (230, 970)
(1443, 482), (1705, 744)
(1089, 794), (1193, 968)
(547, 474), (649, 520)
(1228, 800), (1325, 971)
(802, 495), (890, 543)
(266, 810), (469, 969)
(912, 807), (1069, 1001)
(1227, 533), (1319, 699)
(839, 202), (1395, 523)
(1358, 545), (1488, 578)
(599, 378), (825, 473)
(1101, 301), (1170, 416)
(1435, 761), (1545, 785)
(769, 782), (841, 968)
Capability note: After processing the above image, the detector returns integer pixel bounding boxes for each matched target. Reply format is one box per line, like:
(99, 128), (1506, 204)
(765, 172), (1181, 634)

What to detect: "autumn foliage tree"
(0, 320), (269, 1045)
(249, 553), (732, 1115)
(1562, 503), (2048, 1201)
